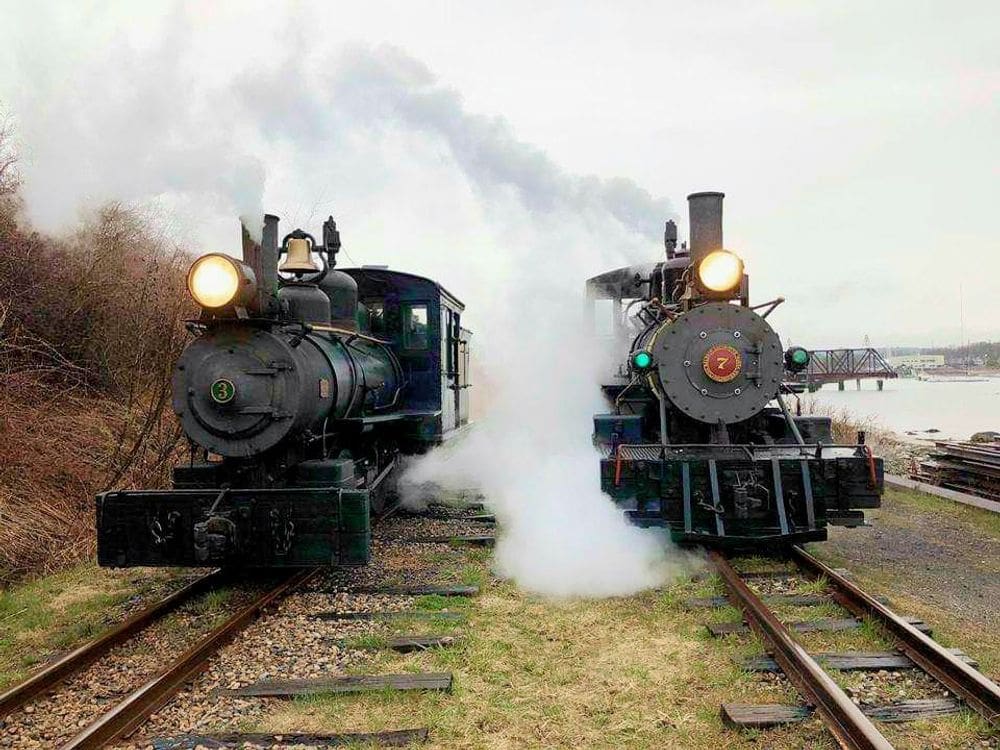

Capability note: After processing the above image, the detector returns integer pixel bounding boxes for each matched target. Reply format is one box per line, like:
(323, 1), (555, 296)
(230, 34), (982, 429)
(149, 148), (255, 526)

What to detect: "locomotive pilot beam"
(589, 192), (882, 548)
(97, 213), (472, 569)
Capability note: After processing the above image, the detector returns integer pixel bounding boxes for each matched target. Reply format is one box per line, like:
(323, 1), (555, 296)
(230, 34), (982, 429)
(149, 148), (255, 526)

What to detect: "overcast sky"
(1, 0), (997, 347)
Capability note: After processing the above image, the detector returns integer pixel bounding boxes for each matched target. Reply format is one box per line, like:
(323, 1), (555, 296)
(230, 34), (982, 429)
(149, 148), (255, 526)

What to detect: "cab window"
(403, 304), (429, 349)
(368, 301), (386, 335)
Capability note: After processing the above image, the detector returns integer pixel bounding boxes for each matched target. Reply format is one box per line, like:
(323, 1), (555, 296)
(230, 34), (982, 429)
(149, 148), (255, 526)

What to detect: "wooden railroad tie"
(404, 511), (496, 523)
(687, 594), (828, 608)
(721, 698), (962, 728)
(149, 728), (428, 748)
(741, 648), (976, 673)
(706, 616), (931, 638)
(401, 535), (495, 547)
(216, 672), (454, 698)
(687, 593), (891, 609)
(428, 501), (486, 512)
(332, 635), (462, 653)
(338, 584), (479, 597)
(312, 610), (466, 622)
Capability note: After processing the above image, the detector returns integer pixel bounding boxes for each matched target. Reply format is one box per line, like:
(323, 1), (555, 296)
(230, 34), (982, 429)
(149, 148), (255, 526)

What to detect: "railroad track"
(62, 568), (316, 749)
(710, 546), (1000, 749)
(0, 569), (224, 719)
(0, 500), (486, 749)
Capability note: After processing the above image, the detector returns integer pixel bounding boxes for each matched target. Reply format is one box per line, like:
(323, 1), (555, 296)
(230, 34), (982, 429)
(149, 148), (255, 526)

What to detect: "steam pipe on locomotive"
(590, 192), (882, 547)
(97, 213), (471, 568)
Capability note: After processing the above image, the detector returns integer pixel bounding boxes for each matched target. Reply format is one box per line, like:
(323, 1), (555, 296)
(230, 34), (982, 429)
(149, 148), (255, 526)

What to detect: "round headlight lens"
(187, 254), (241, 308)
(697, 250), (744, 293)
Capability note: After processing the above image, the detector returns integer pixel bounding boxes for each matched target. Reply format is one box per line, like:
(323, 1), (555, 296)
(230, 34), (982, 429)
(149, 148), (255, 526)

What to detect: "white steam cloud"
(293, 47), (696, 596)
(1, 9), (698, 596)
(2, 9), (265, 242)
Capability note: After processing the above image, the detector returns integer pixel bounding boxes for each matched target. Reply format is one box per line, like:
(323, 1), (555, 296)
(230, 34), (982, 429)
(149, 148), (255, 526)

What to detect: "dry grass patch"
(252, 568), (842, 748)
(0, 562), (185, 688)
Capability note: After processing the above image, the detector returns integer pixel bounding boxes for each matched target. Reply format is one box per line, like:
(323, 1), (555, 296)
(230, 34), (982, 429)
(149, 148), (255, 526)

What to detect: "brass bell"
(278, 237), (320, 273)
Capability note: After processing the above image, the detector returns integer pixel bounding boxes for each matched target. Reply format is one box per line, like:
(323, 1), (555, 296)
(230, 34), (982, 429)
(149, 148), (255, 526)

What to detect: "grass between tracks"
(252, 551), (843, 749)
(809, 486), (1000, 679)
(247, 509), (997, 749)
(0, 563), (185, 690)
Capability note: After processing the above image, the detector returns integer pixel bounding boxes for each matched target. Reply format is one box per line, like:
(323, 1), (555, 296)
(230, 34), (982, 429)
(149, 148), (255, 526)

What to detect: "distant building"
(887, 354), (945, 369)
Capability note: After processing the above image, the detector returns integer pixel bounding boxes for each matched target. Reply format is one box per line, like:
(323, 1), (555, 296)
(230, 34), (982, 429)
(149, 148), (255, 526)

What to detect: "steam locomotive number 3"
(96, 214), (472, 569)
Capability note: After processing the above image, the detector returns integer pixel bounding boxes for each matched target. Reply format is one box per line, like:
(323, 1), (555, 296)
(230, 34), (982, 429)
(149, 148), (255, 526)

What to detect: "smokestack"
(261, 214), (280, 313)
(687, 191), (725, 266)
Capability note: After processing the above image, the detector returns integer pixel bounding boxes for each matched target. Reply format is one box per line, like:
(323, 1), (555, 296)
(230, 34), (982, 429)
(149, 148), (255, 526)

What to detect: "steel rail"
(61, 567), (318, 750)
(709, 551), (895, 750)
(791, 545), (1000, 729)
(0, 570), (223, 719)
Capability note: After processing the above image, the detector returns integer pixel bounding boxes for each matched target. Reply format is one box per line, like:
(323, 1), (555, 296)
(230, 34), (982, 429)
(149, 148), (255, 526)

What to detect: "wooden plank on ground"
(866, 698), (962, 722)
(689, 593), (890, 609)
(218, 672), (454, 698)
(429, 501), (485, 511)
(388, 635), (461, 652)
(721, 703), (811, 728)
(687, 594), (828, 608)
(737, 570), (799, 579)
(886, 473), (1000, 514)
(409, 512), (496, 523)
(736, 568), (852, 580)
(149, 729), (428, 748)
(707, 616), (930, 638)
(742, 649), (976, 673)
(342, 584), (479, 597)
(312, 610), (465, 622)
(722, 698), (961, 728)
(402, 536), (495, 546)
(332, 635), (462, 653)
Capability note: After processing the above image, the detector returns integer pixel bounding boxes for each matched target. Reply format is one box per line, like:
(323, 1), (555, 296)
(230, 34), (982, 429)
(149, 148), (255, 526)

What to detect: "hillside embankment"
(0, 136), (194, 580)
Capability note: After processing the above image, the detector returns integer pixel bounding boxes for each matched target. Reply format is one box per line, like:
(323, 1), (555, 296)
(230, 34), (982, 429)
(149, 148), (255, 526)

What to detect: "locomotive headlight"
(187, 254), (256, 309)
(697, 250), (744, 293)
(632, 350), (654, 371)
(785, 346), (811, 373)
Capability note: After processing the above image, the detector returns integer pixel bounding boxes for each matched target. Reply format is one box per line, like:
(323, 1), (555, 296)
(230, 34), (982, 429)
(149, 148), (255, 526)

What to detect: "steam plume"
(2, 20), (696, 595)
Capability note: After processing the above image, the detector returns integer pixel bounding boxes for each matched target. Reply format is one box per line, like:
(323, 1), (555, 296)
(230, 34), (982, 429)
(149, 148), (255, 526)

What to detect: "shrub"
(0, 132), (195, 578)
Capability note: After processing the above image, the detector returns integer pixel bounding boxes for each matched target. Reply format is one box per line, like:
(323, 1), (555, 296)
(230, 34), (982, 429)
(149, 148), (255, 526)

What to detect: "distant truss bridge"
(792, 348), (899, 391)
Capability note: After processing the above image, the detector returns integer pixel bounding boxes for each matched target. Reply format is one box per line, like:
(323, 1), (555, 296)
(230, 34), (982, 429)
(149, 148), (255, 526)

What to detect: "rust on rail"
(61, 567), (317, 750)
(791, 545), (1000, 730)
(709, 551), (895, 750)
(0, 570), (223, 719)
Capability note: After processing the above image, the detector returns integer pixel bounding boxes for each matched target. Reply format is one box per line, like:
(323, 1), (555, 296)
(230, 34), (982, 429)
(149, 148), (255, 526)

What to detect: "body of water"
(805, 376), (1000, 441)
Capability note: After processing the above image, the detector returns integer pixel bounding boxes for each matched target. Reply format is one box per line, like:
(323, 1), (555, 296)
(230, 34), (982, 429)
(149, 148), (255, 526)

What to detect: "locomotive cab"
(344, 267), (472, 444)
(588, 192), (882, 549)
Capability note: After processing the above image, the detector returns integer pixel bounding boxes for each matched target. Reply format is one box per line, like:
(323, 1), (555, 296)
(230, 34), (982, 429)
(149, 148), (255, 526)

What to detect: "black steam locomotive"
(97, 214), (472, 568)
(590, 192), (882, 547)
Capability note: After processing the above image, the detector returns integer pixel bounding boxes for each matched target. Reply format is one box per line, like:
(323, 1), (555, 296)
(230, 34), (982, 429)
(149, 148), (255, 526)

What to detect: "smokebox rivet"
(699, 331), (707, 339)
